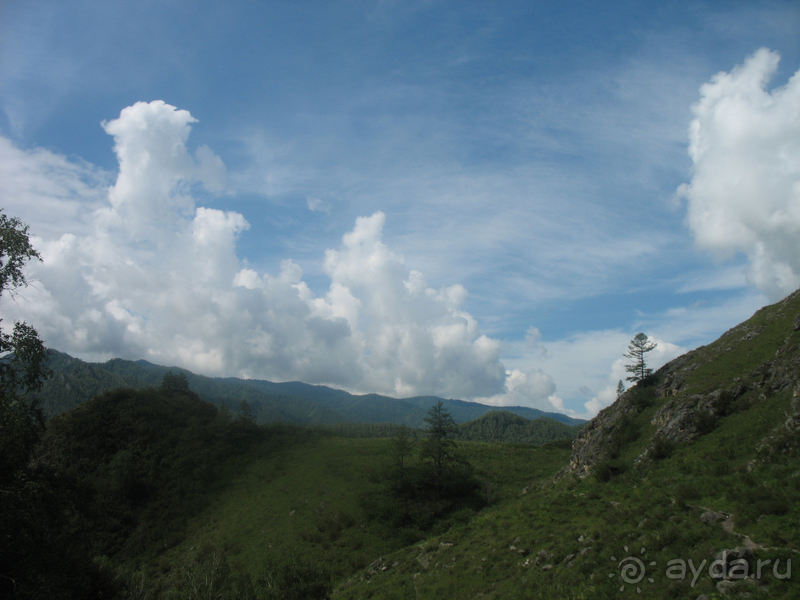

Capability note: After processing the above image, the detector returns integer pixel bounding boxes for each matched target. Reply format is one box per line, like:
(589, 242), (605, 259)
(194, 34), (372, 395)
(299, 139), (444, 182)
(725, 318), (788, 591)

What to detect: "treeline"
(361, 403), (486, 539)
(452, 410), (582, 444)
(1, 375), (324, 599)
(319, 410), (582, 445)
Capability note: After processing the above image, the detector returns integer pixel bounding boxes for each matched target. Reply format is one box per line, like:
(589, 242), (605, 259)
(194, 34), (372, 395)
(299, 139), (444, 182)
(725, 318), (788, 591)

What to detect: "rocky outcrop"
(562, 397), (635, 478)
(562, 288), (800, 479)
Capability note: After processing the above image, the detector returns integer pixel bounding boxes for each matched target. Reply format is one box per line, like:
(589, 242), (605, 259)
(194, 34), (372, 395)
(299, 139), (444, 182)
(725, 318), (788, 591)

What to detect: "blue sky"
(1, 0), (799, 416)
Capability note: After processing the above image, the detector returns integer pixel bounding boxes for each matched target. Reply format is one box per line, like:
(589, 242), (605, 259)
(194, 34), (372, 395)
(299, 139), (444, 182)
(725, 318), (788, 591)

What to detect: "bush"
(593, 459), (627, 482)
(648, 435), (675, 461)
(605, 413), (641, 459)
(693, 411), (717, 434)
(627, 387), (656, 410)
(755, 498), (789, 517)
(638, 373), (658, 388)
(256, 555), (332, 600)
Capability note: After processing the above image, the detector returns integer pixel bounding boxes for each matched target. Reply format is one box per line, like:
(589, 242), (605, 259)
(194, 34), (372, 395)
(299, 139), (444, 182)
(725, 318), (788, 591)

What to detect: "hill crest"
(32, 350), (586, 429)
(566, 287), (800, 478)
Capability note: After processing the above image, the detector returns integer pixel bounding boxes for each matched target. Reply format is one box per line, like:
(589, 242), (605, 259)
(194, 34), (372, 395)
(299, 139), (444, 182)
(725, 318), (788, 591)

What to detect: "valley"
(4, 289), (800, 599)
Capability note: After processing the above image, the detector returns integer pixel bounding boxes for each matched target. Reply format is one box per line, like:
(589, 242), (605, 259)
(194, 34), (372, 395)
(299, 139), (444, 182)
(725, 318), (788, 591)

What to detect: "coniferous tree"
(624, 333), (657, 383)
(390, 425), (414, 484)
(419, 401), (458, 483)
(239, 399), (255, 423)
(159, 370), (191, 394)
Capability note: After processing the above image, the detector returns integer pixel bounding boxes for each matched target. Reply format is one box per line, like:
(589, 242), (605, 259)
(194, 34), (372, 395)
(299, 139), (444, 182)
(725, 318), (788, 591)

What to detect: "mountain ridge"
(32, 350), (586, 428)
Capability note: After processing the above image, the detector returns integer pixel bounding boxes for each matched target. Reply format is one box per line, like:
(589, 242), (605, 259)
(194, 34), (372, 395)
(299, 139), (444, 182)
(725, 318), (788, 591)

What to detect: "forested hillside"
(4, 376), (574, 599)
(31, 350), (585, 428)
(453, 410), (582, 444)
(2, 382), (272, 598)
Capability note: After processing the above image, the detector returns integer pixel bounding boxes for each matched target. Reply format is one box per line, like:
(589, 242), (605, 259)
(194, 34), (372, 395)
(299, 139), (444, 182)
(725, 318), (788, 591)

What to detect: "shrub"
(607, 415), (639, 458)
(693, 411), (717, 434)
(755, 498), (789, 517)
(593, 459), (627, 482)
(648, 435), (675, 461)
(256, 555), (332, 600)
(627, 387), (656, 410)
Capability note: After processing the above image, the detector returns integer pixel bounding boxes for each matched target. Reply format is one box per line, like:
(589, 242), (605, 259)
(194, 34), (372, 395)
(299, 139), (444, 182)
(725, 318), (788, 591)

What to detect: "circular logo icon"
(609, 546), (656, 593)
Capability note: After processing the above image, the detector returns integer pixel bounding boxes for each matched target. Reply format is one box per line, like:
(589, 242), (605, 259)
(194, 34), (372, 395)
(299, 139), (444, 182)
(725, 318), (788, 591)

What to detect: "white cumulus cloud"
(1, 100), (507, 401)
(680, 48), (800, 300)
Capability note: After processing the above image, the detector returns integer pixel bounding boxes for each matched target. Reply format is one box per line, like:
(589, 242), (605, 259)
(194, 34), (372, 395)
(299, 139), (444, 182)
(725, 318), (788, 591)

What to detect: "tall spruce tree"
(624, 333), (657, 383)
(419, 401), (458, 484)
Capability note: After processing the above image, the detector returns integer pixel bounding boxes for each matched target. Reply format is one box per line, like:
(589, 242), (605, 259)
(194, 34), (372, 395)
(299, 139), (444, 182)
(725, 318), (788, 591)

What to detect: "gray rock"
(716, 577), (757, 596)
(700, 510), (727, 525)
(560, 288), (800, 479)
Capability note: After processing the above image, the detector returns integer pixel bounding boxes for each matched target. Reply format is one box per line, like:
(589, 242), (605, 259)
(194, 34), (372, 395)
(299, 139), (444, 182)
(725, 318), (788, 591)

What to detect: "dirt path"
(721, 516), (760, 550)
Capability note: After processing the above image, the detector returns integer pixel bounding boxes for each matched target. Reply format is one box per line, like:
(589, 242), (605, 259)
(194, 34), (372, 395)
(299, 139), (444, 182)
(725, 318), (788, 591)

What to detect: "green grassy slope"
(28, 292), (800, 598)
(334, 291), (800, 599)
(453, 410), (582, 444)
(118, 434), (571, 595)
(334, 399), (797, 599)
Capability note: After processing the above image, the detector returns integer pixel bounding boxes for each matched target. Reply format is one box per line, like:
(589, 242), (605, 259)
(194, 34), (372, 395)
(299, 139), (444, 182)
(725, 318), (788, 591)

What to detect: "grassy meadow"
(333, 409), (798, 599)
(117, 431), (572, 597)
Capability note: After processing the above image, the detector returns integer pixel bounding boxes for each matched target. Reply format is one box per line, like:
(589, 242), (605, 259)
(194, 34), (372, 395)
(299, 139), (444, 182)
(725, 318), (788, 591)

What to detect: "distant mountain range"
(33, 350), (586, 428)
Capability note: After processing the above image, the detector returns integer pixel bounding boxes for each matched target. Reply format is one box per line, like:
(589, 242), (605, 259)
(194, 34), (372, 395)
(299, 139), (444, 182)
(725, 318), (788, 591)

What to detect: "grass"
(112, 380), (798, 599)
(334, 388), (800, 598)
(109, 291), (800, 599)
(121, 431), (572, 594)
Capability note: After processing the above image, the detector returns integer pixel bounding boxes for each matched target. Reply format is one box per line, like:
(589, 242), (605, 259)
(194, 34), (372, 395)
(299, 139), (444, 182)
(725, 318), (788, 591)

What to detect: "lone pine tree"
(624, 332), (657, 383)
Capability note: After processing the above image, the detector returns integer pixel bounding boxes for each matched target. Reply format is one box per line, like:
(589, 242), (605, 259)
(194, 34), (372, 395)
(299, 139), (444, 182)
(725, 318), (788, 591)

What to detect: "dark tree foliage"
(159, 370), (191, 394)
(419, 400), (458, 484)
(239, 398), (255, 422)
(391, 425), (415, 476)
(40, 387), (266, 560)
(0, 211), (114, 599)
(363, 402), (483, 535)
(624, 332), (657, 383)
(0, 210), (51, 479)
